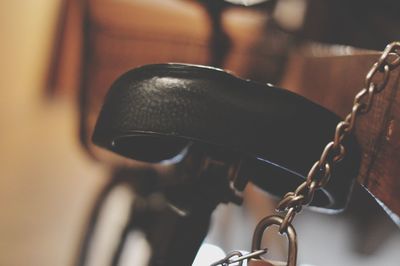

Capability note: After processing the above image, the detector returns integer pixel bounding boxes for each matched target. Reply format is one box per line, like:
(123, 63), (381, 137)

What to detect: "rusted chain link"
(211, 42), (400, 266)
(276, 42), (400, 233)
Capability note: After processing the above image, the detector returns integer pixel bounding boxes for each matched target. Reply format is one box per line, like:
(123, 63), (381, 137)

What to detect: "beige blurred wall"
(0, 0), (62, 164)
(0, 0), (61, 107)
(0, 1), (106, 265)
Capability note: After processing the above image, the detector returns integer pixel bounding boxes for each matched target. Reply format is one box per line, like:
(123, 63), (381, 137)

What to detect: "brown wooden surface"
(47, 0), (83, 97)
(281, 44), (400, 220)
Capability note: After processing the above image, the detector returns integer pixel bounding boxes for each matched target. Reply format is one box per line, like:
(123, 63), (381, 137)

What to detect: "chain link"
(210, 249), (268, 266)
(276, 42), (400, 233)
(211, 42), (400, 266)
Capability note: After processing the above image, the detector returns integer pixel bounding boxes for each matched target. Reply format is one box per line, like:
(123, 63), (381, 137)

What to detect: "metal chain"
(210, 249), (268, 266)
(210, 42), (400, 266)
(276, 42), (400, 233)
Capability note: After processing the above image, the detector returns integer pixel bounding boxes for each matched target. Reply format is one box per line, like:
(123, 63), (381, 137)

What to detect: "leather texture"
(93, 63), (360, 211)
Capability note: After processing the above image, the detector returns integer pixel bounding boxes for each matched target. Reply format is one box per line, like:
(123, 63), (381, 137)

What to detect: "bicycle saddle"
(93, 63), (360, 211)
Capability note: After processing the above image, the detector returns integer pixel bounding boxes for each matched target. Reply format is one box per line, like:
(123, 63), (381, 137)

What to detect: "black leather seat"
(93, 63), (360, 211)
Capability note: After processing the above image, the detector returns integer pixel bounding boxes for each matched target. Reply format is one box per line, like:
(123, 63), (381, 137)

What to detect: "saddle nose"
(92, 63), (360, 211)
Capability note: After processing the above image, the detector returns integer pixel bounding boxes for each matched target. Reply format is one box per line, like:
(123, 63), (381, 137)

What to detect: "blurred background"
(1, 0), (400, 265)
(0, 1), (107, 265)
